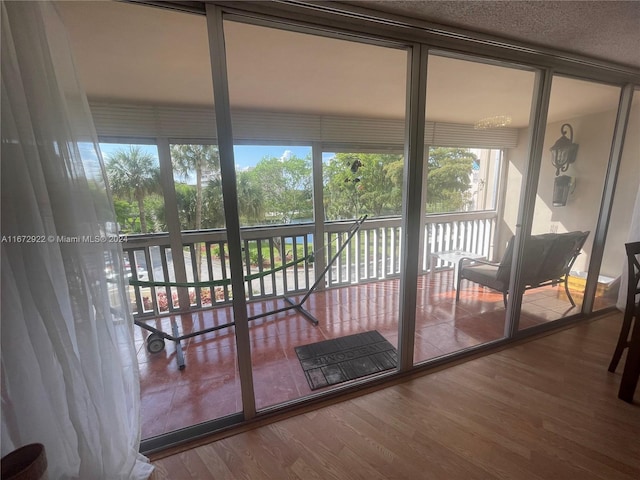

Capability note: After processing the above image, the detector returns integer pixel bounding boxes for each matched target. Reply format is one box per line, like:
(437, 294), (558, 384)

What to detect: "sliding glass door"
(519, 76), (621, 330)
(60, 1), (245, 441)
(596, 90), (640, 312)
(223, 18), (409, 409)
(414, 53), (537, 363)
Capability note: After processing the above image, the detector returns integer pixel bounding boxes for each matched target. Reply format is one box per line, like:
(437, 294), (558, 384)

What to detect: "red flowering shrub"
(156, 291), (170, 312)
(200, 288), (212, 306)
(142, 296), (153, 311)
(143, 287), (229, 312)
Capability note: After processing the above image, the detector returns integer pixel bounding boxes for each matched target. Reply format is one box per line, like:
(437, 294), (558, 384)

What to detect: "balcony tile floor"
(136, 269), (617, 439)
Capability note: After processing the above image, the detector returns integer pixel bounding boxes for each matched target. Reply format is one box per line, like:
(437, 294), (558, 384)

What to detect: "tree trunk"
(195, 162), (203, 231)
(137, 190), (147, 233)
(194, 163), (203, 278)
(273, 237), (284, 265)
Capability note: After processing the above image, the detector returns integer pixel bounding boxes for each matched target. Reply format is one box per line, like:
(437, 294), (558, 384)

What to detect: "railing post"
(125, 212), (499, 317)
(311, 141), (326, 291)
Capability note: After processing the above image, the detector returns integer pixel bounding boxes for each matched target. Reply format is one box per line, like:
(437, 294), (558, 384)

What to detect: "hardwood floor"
(148, 312), (639, 479)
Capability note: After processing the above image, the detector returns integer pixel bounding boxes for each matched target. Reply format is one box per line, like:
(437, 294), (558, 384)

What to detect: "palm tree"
(171, 144), (221, 277)
(105, 146), (160, 233)
(236, 169), (265, 225)
(170, 144), (220, 232)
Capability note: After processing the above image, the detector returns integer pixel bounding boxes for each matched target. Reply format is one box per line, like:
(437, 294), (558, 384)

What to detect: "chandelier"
(473, 115), (513, 130)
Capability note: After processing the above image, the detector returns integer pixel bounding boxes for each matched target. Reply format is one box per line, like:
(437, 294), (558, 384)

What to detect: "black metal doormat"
(295, 331), (397, 390)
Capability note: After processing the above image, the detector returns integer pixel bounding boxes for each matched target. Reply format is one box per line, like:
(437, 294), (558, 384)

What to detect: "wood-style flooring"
(148, 311), (639, 480)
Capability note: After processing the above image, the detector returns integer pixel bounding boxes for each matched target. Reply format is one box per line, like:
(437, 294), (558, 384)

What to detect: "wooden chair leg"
(618, 310), (640, 402)
(609, 310), (634, 373)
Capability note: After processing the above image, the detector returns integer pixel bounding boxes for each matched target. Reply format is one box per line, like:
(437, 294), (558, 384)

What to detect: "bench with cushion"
(456, 231), (590, 307)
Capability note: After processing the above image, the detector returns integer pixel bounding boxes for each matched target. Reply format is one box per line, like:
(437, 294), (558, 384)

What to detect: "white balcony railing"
(122, 211), (496, 317)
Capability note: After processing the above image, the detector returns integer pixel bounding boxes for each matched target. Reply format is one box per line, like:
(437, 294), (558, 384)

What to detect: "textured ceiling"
(341, 0), (640, 69)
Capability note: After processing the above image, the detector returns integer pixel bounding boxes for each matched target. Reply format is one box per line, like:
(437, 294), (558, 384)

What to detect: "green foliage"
(323, 148), (477, 220)
(87, 179), (116, 224)
(236, 170), (265, 225)
(323, 153), (404, 220)
(425, 147), (476, 213)
(170, 144), (221, 231)
(240, 241), (307, 268)
(202, 180), (226, 229)
(244, 154), (313, 224)
(170, 144), (220, 183)
(150, 180), (225, 232)
(143, 194), (164, 232)
(105, 146), (160, 233)
(107, 144), (479, 234)
(173, 183), (197, 230)
(113, 199), (139, 234)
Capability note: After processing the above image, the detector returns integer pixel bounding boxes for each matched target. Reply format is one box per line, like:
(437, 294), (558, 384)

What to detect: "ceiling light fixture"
(473, 115), (512, 130)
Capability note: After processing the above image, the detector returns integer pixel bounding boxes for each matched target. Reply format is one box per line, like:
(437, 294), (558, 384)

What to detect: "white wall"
(497, 129), (527, 259)
(500, 102), (640, 278)
(532, 110), (617, 272)
(601, 99), (640, 278)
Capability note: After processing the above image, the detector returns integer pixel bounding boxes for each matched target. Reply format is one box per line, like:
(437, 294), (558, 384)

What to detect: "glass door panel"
(224, 19), (408, 409)
(62, 1), (243, 440)
(415, 53), (536, 363)
(169, 142), (225, 311)
(100, 142), (164, 237)
(233, 144), (314, 301)
(596, 90), (640, 312)
(99, 142), (163, 318)
(519, 76), (621, 329)
(234, 145), (313, 227)
(323, 149), (405, 289)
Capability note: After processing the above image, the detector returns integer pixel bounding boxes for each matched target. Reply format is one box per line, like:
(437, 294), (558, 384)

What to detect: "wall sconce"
(553, 175), (575, 207)
(550, 123), (578, 176)
(550, 123), (578, 207)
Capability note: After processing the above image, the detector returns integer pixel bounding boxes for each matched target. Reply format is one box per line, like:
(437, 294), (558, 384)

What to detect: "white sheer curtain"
(1, 2), (153, 478)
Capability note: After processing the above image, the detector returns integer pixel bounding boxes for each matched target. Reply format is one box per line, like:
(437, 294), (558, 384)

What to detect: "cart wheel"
(146, 333), (165, 354)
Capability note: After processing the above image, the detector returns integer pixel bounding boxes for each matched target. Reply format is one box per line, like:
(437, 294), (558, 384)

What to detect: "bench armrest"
(458, 257), (498, 270)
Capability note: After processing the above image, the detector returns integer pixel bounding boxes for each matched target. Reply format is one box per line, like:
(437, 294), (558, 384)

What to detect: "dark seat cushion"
(534, 231), (589, 284)
(519, 235), (551, 286)
(496, 237), (515, 284)
(495, 235), (547, 285)
(461, 263), (506, 292)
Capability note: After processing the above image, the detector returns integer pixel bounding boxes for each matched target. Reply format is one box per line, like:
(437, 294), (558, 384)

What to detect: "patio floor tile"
(138, 270), (599, 439)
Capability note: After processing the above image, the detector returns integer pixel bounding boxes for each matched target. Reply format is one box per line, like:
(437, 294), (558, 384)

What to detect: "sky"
(233, 145), (311, 170)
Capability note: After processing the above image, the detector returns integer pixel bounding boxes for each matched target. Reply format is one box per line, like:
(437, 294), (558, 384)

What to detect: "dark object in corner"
(1, 443), (47, 480)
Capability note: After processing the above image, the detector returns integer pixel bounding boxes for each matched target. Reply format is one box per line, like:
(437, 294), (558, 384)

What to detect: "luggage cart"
(130, 216), (366, 369)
